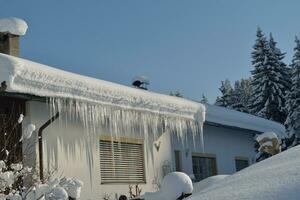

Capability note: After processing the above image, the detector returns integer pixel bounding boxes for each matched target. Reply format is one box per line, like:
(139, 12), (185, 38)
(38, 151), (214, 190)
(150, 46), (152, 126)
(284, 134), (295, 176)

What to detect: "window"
(99, 137), (146, 184)
(192, 153), (217, 182)
(174, 150), (182, 172)
(235, 157), (249, 172)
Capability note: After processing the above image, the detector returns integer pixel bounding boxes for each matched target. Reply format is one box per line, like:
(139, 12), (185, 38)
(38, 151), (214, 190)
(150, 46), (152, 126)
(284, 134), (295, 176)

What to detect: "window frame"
(192, 152), (217, 182)
(99, 135), (146, 185)
(234, 156), (249, 172)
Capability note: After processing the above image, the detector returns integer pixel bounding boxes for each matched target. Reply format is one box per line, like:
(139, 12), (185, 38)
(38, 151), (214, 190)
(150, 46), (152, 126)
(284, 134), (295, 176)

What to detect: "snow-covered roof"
(0, 18), (28, 36)
(205, 104), (285, 137)
(0, 53), (205, 122)
(0, 53), (285, 136)
(189, 145), (300, 200)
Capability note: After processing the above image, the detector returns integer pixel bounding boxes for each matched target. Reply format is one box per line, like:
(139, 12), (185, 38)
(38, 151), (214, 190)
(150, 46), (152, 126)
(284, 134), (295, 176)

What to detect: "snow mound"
(0, 18), (28, 36)
(188, 145), (300, 200)
(193, 175), (229, 193)
(205, 104), (285, 137)
(140, 172), (193, 200)
(0, 53), (205, 122)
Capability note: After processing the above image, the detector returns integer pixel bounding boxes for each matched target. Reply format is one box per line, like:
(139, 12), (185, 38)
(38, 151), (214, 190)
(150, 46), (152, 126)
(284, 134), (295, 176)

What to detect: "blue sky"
(2, 1), (300, 103)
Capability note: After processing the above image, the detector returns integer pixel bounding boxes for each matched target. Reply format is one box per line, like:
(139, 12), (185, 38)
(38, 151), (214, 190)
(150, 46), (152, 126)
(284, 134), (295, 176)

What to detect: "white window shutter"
(99, 140), (146, 184)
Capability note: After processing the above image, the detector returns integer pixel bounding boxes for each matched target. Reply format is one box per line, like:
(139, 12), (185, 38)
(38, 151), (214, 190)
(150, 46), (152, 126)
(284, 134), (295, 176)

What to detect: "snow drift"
(192, 175), (229, 193)
(0, 18), (28, 36)
(188, 145), (300, 200)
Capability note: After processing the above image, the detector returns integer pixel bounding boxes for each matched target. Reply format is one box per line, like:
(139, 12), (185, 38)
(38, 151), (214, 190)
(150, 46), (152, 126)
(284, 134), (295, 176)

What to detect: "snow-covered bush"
(0, 161), (32, 197)
(139, 172), (193, 200)
(255, 132), (281, 162)
(25, 177), (83, 200)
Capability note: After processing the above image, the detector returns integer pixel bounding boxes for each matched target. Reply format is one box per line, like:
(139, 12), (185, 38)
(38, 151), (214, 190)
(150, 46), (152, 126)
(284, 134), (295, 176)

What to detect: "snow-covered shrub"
(0, 161), (32, 199)
(255, 132), (281, 162)
(139, 172), (193, 200)
(129, 184), (142, 199)
(59, 177), (84, 199)
(25, 177), (83, 200)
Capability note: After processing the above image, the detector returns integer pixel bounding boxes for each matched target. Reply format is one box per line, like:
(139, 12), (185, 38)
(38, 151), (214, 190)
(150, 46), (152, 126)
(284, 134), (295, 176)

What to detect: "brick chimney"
(0, 33), (20, 57)
(0, 18), (28, 57)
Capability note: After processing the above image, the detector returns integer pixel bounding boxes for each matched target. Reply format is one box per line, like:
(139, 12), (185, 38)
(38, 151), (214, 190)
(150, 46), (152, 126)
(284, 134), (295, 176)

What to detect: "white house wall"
(25, 100), (173, 200)
(171, 124), (256, 176)
(24, 100), (257, 199)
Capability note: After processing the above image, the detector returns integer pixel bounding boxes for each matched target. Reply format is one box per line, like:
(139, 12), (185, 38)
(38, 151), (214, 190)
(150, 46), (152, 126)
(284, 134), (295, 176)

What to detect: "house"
(0, 18), (285, 200)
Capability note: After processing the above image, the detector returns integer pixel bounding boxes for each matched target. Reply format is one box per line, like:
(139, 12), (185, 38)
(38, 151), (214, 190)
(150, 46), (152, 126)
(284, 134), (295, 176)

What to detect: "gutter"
(38, 112), (59, 182)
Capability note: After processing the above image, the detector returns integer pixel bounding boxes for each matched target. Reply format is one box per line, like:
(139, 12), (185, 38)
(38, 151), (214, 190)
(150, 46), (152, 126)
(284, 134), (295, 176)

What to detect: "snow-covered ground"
(192, 175), (229, 193)
(188, 145), (300, 200)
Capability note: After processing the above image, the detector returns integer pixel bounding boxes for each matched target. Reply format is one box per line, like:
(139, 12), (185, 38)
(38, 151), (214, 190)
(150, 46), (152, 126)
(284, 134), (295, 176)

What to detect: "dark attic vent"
(132, 76), (149, 90)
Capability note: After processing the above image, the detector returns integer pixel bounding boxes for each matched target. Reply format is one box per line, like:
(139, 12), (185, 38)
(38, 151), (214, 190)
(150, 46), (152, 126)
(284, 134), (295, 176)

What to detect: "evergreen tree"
(250, 28), (289, 123)
(200, 94), (208, 104)
(268, 33), (291, 119)
(285, 36), (300, 146)
(215, 96), (221, 105)
(231, 78), (253, 113)
(230, 80), (244, 111)
(215, 79), (233, 107)
(170, 90), (183, 98)
(249, 27), (270, 117)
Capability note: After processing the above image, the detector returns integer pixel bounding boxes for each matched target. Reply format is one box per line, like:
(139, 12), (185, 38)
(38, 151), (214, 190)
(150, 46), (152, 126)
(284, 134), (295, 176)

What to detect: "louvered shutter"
(99, 140), (146, 184)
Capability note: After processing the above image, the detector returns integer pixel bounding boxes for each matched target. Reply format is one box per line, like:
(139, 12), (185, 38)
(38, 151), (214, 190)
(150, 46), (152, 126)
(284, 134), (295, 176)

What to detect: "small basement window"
(192, 153), (217, 182)
(99, 137), (146, 184)
(235, 157), (249, 172)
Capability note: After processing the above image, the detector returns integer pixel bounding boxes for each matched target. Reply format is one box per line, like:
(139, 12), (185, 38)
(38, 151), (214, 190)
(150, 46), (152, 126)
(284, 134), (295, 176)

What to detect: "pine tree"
(215, 79), (233, 107)
(268, 33), (291, 120)
(241, 78), (253, 112)
(170, 90), (183, 98)
(285, 36), (300, 146)
(231, 78), (253, 113)
(215, 96), (221, 105)
(249, 27), (270, 117)
(231, 80), (244, 111)
(200, 94), (208, 104)
(250, 28), (289, 123)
